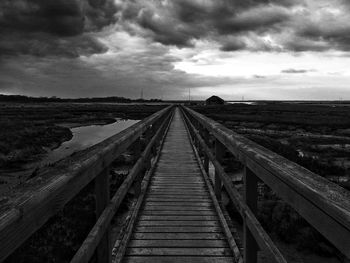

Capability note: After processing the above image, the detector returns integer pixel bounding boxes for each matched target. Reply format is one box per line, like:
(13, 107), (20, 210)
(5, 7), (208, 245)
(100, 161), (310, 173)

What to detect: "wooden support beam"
(132, 138), (141, 160)
(134, 173), (142, 197)
(215, 139), (224, 202)
(95, 169), (111, 263)
(243, 166), (258, 263)
(203, 129), (210, 173)
(130, 137), (142, 196)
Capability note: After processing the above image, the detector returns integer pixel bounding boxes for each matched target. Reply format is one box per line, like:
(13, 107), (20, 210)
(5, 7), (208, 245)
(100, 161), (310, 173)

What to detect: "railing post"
(94, 168), (111, 263)
(215, 139), (224, 202)
(132, 137), (142, 196)
(203, 129), (210, 173)
(132, 137), (141, 160)
(243, 166), (258, 263)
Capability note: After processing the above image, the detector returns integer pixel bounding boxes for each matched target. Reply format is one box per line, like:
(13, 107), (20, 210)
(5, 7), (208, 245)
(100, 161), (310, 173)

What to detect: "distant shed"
(206, 95), (225, 105)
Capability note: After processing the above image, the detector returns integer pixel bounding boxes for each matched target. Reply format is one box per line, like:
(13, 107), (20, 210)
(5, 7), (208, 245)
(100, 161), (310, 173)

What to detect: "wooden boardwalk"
(122, 108), (235, 262)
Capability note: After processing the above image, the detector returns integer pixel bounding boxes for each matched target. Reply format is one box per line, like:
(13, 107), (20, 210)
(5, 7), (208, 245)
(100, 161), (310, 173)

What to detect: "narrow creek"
(41, 118), (139, 166)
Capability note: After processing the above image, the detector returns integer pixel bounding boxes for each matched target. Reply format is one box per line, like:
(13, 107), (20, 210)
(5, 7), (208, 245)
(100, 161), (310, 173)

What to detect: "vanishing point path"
(122, 108), (236, 262)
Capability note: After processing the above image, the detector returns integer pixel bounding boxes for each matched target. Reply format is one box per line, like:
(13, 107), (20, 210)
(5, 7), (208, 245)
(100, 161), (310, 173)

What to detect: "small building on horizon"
(205, 95), (225, 105)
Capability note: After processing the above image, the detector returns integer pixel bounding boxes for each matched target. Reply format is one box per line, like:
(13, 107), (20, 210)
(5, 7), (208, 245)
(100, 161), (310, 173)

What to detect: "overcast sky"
(1, 0), (350, 100)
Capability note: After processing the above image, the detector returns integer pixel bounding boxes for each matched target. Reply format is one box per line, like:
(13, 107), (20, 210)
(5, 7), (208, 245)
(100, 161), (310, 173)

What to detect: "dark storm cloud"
(0, 0), (117, 57)
(220, 38), (247, 52)
(0, 33), (107, 57)
(215, 5), (290, 35)
(3, 0), (349, 56)
(116, 0), (294, 49)
(0, 0), (117, 36)
(116, 0), (350, 53)
(296, 22), (350, 52)
(0, 50), (238, 98)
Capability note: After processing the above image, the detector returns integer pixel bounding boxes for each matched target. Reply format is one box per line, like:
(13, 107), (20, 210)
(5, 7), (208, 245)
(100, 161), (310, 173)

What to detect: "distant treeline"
(0, 94), (163, 103)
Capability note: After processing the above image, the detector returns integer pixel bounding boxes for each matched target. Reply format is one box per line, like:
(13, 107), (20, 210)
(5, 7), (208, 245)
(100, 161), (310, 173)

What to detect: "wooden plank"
(148, 190), (208, 194)
(125, 247), (232, 256)
(132, 233), (227, 240)
(150, 183), (205, 186)
(144, 202), (212, 206)
(123, 256), (234, 263)
(145, 194), (210, 198)
(150, 182), (204, 185)
(149, 186), (205, 190)
(144, 198), (211, 203)
(138, 215), (219, 221)
(136, 221), (220, 226)
(150, 181), (205, 184)
(142, 206), (212, 211)
(128, 239), (228, 247)
(140, 210), (216, 215)
(135, 226), (222, 233)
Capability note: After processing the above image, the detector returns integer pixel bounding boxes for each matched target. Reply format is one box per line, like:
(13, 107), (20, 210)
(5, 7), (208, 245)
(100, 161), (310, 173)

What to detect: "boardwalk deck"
(122, 108), (235, 263)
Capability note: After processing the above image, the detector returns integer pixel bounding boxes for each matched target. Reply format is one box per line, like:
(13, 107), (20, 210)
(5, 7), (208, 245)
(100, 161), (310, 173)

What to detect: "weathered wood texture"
(71, 109), (174, 263)
(181, 107), (286, 263)
(122, 108), (235, 263)
(183, 106), (350, 259)
(0, 106), (172, 262)
(94, 168), (112, 263)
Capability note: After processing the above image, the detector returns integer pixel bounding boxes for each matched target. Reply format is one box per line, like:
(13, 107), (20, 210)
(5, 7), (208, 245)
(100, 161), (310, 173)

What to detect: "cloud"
(0, 33), (107, 58)
(0, 0), (117, 36)
(112, 0), (350, 53)
(3, 0), (350, 58)
(281, 68), (315, 74)
(254, 75), (266, 79)
(115, 0), (294, 50)
(0, 0), (117, 57)
(0, 31), (239, 99)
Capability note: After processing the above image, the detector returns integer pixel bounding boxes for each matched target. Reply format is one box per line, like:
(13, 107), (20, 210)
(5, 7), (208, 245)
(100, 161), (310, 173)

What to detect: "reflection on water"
(228, 102), (256, 105)
(42, 119), (139, 165)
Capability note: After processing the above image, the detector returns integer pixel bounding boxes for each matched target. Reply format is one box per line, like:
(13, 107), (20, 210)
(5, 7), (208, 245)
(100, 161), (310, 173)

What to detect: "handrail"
(181, 110), (243, 263)
(71, 106), (174, 263)
(181, 106), (350, 260)
(112, 106), (174, 263)
(181, 107), (286, 263)
(0, 105), (173, 262)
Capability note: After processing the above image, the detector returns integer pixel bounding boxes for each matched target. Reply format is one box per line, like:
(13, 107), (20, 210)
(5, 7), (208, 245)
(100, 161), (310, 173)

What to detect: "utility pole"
(140, 88), (144, 100)
(189, 87), (191, 102)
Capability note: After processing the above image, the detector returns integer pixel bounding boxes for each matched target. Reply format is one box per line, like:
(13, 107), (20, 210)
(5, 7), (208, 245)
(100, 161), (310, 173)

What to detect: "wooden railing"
(181, 106), (350, 263)
(0, 105), (174, 262)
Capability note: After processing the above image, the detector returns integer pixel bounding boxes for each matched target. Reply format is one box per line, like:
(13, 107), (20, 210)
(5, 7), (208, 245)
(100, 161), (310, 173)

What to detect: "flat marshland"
(192, 102), (350, 188)
(191, 102), (350, 263)
(0, 103), (166, 192)
(1, 101), (349, 263)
